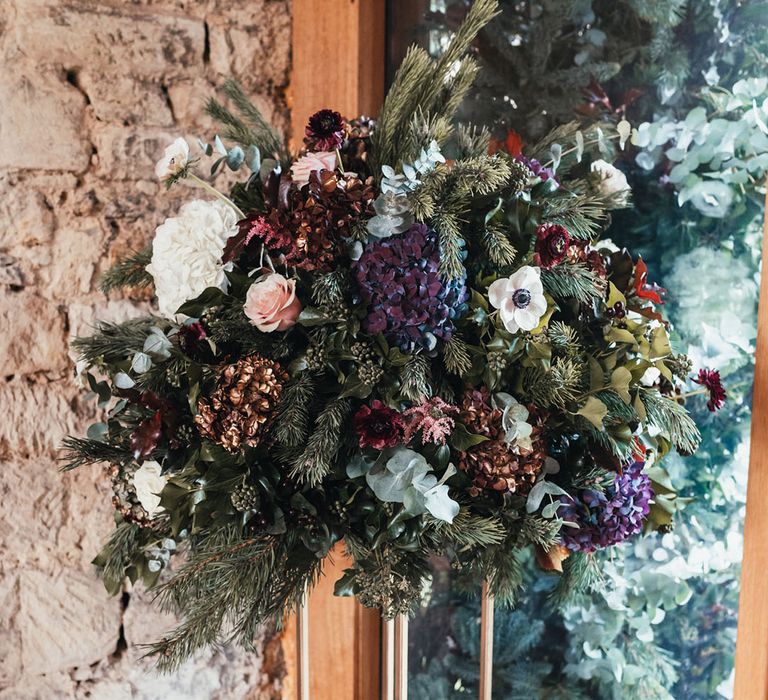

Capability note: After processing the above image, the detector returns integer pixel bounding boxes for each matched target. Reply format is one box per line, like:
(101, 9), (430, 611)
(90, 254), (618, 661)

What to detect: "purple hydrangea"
(352, 223), (468, 351)
(559, 461), (653, 553)
(515, 154), (558, 187)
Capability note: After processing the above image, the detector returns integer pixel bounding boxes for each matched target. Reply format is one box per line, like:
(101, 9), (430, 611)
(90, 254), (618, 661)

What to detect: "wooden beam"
(289, 0), (386, 146)
(734, 190), (768, 700)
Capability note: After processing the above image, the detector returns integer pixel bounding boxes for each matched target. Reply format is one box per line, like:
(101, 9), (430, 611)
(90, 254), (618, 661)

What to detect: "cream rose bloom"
(133, 460), (168, 518)
(244, 272), (302, 332)
(155, 137), (190, 181)
(146, 199), (238, 319)
(591, 159), (630, 196)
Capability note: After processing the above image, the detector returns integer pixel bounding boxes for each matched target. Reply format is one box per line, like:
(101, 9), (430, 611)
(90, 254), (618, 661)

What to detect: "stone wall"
(0, 1), (291, 697)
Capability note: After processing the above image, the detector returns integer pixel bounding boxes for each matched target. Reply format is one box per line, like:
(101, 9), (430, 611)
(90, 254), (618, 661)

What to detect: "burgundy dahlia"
(694, 368), (726, 412)
(354, 400), (404, 450)
(533, 223), (570, 269)
(558, 461), (653, 553)
(305, 109), (346, 151)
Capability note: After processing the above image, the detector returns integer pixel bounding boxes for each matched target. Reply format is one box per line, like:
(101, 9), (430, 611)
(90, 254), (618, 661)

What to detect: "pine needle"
(99, 247), (153, 293)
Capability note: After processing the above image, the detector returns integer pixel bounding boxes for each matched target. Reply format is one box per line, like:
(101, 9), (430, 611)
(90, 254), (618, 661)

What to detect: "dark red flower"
(178, 321), (207, 351)
(533, 223), (570, 269)
(354, 400), (404, 450)
(633, 257), (665, 305)
(305, 109), (346, 151)
(694, 369), (727, 412)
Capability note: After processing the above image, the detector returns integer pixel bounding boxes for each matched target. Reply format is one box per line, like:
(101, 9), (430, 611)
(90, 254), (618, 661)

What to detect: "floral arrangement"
(62, 0), (721, 670)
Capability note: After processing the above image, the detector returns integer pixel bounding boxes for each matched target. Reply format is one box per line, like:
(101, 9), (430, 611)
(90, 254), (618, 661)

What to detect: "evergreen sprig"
(147, 528), (320, 671)
(274, 376), (317, 448)
(290, 398), (351, 486)
(72, 318), (161, 365)
(206, 80), (285, 158)
(443, 335), (473, 376)
(99, 247), (153, 293)
(542, 263), (605, 303)
(640, 389), (701, 454)
(59, 436), (134, 472)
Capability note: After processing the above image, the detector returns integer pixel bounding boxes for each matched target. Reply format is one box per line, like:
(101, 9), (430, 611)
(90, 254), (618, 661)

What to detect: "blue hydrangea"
(352, 223), (468, 351)
(559, 461), (653, 553)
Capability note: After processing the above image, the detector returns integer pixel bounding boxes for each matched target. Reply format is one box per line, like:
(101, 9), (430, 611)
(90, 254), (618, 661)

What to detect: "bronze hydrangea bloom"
(195, 355), (288, 452)
(457, 388), (547, 496)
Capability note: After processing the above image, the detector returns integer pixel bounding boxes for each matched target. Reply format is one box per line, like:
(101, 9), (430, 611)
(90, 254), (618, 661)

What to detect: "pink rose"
(244, 273), (302, 332)
(290, 151), (337, 187)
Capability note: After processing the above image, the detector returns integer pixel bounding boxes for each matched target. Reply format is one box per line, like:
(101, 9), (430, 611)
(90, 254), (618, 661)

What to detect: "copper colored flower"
(305, 109), (346, 151)
(694, 368), (726, 412)
(533, 223), (570, 269)
(195, 355), (287, 452)
(354, 400), (404, 450)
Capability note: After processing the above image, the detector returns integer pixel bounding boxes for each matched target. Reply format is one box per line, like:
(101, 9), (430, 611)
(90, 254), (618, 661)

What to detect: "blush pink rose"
(290, 151), (337, 187)
(243, 273), (302, 332)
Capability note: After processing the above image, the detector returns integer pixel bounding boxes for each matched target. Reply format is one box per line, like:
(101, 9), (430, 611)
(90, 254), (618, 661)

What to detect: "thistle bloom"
(694, 368), (727, 412)
(155, 137), (190, 182)
(354, 400), (404, 450)
(488, 266), (547, 334)
(533, 223), (570, 269)
(558, 461), (653, 553)
(306, 109), (346, 150)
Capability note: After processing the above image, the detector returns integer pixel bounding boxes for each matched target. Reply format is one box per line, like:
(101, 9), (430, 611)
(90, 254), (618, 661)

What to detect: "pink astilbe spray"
(403, 397), (460, 445)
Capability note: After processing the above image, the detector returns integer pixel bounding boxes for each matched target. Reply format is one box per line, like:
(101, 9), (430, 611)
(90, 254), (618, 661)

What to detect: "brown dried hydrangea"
(457, 387), (547, 497)
(195, 354), (288, 452)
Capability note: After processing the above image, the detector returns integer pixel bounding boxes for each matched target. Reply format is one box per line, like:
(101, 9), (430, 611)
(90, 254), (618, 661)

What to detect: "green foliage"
(99, 247), (153, 293)
(541, 263), (605, 303)
(290, 398), (351, 486)
(59, 436), (133, 472)
(146, 528), (321, 671)
(205, 79), (285, 158)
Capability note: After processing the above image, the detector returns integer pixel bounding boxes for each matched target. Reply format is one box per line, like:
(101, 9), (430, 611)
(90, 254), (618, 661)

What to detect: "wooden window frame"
(286, 2), (768, 698)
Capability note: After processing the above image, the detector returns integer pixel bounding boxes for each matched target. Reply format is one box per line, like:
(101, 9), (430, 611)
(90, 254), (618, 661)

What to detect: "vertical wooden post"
(382, 615), (409, 700)
(479, 581), (494, 700)
(284, 7), (387, 695)
(734, 190), (768, 700)
(290, 0), (386, 147)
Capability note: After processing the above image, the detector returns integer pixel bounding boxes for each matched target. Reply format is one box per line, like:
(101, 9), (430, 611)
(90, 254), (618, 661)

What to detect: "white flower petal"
(488, 278), (510, 309)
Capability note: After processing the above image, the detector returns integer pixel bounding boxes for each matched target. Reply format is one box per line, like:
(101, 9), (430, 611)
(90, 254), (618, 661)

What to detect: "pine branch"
(455, 123), (491, 159)
(220, 80), (284, 157)
(481, 224), (517, 266)
(443, 334), (472, 376)
(371, 0), (499, 170)
(541, 263), (605, 303)
(146, 528), (321, 672)
(429, 509), (506, 548)
(549, 552), (604, 609)
(516, 514), (562, 548)
(72, 318), (160, 365)
(93, 521), (143, 595)
(548, 321), (582, 356)
(99, 247), (153, 293)
(640, 389), (701, 454)
(400, 354), (432, 402)
(290, 398), (351, 486)
(274, 375), (317, 448)
(521, 358), (586, 410)
(311, 270), (347, 307)
(434, 212), (465, 281)
(59, 436), (134, 472)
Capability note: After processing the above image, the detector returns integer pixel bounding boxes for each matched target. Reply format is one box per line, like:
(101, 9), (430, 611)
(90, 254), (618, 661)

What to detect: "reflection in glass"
(396, 2), (768, 697)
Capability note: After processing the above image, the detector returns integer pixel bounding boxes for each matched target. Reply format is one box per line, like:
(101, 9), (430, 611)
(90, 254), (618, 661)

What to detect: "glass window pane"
(391, 2), (767, 697)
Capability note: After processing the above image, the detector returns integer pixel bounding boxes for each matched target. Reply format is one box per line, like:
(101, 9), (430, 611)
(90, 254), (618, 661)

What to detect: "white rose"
(155, 137), (190, 181)
(133, 460), (168, 518)
(146, 199), (238, 319)
(591, 159), (630, 196)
